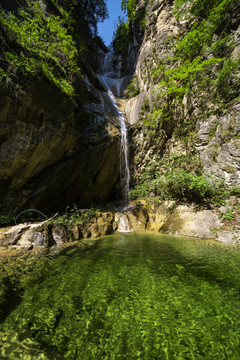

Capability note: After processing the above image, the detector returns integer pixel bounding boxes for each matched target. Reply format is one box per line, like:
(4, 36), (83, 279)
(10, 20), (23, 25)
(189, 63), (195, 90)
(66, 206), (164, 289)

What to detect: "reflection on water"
(1, 233), (240, 359)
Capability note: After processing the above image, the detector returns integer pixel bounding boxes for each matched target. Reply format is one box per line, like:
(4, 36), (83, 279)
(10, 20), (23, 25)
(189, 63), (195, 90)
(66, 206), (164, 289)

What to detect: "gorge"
(0, 1), (240, 359)
(0, 0), (239, 244)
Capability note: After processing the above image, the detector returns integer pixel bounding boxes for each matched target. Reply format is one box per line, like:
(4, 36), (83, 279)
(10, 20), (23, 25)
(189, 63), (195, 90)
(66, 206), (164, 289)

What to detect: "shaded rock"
(88, 222), (101, 238)
(97, 213), (114, 235)
(0, 37), (123, 214)
(52, 226), (66, 244)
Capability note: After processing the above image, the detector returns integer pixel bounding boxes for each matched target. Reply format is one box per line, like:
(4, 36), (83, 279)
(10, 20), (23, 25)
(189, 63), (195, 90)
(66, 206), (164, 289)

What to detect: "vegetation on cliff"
(112, 0), (146, 61)
(122, 0), (240, 205)
(130, 156), (226, 205)
(0, 0), (108, 98)
(150, 0), (240, 126)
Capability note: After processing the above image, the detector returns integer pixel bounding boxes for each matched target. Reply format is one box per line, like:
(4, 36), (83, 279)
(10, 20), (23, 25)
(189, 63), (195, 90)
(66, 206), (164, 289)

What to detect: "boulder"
(1, 223), (48, 248)
(159, 208), (222, 239)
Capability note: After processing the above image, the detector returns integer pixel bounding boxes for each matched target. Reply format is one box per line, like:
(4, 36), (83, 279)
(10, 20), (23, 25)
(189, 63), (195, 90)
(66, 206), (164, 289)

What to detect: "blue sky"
(98, 0), (127, 46)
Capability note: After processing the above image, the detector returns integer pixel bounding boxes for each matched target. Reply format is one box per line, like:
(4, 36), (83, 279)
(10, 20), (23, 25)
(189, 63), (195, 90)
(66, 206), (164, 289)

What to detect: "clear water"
(1, 233), (240, 359)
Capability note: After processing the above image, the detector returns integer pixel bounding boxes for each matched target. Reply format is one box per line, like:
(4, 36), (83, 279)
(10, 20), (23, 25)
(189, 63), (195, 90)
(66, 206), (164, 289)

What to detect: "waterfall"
(99, 53), (130, 205)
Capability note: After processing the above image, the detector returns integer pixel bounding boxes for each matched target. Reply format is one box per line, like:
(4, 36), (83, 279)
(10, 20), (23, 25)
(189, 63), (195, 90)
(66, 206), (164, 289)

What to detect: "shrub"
(163, 170), (224, 203)
(222, 208), (234, 221)
(130, 169), (225, 205)
(48, 205), (101, 229)
(125, 77), (140, 98)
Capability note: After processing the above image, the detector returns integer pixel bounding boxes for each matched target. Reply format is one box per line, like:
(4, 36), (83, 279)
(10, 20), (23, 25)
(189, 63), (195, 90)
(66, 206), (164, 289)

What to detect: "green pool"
(1, 233), (240, 359)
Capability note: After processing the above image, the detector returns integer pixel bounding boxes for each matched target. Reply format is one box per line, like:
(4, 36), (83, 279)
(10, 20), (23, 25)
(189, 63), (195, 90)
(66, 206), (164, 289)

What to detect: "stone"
(52, 226), (66, 244)
(97, 215), (114, 235)
(88, 222), (100, 238)
(0, 37), (122, 214)
(2, 224), (30, 246)
(216, 230), (240, 245)
(126, 206), (148, 231)
(1, 223), (48, 248)
(159, 208), (222, 239)
(115, 213), (132, 232)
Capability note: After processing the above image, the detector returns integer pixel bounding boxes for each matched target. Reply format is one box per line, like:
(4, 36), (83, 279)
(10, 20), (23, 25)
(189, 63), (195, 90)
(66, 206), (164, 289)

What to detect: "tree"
(54, 0), (109, 33)
(121, 0), (137, 18)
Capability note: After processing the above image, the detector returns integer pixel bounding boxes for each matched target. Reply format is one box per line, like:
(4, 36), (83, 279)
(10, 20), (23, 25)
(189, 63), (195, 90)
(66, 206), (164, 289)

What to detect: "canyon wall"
(0, 1), (122, 216)
(121, 0), (240, 193)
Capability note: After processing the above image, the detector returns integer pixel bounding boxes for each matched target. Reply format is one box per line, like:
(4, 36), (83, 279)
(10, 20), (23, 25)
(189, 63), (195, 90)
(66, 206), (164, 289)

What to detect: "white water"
(117, 213), (132, 232)
(99, 53), (130, 205)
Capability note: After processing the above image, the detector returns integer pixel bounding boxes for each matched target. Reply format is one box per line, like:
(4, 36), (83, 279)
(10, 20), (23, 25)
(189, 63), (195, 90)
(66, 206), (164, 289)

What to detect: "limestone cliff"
(118, 0), (240, 200)
(0, 1), (121, 217)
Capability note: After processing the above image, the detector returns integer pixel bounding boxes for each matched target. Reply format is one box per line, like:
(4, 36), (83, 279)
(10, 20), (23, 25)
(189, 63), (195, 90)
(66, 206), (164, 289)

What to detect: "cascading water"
(99, 53), (130, 206)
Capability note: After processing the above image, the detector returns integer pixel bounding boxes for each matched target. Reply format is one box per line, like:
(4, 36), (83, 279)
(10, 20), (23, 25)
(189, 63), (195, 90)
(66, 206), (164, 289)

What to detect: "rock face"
(121, 0), (240, 190)
(196, 100), (240, 186)
(0, 46), (122, 214)
(124, 0), (179, 125)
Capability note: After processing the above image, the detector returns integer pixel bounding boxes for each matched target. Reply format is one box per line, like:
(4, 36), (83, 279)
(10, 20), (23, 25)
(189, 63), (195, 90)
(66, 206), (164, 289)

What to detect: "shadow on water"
(0, 282), (22, 323)
(1, 233), (240, 359)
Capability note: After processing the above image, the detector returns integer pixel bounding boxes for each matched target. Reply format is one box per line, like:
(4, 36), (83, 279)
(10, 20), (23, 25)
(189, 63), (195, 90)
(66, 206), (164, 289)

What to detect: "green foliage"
(222, 208), (234, 221)
(217, 55), (240, 102)
(0, 212), (16, 226)
(230, 186), (240, 196)
(49, 0), (108, 34)
(154, 56), (222, 98)
(113, 0), (146, 59)
(0, 1), (82, 97)
(112, 18), (130, 56)
(77, 0), (108, 32)
(130, 154), (225, 205)
(121, 0), (138, 18)
(141, 0), (239, 132)
(173, 0), (236, 20)
(163, 170), (225, 203)
(48, 205), (101, 229)
(174, 0), (236, 60)
(124, 76), (140, 98)
(147, 54), (225, 127)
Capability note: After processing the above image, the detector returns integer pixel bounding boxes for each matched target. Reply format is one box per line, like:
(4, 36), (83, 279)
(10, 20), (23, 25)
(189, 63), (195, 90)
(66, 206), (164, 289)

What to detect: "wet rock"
(52, 226), (66, 244)
(97, 214), (114, 235)
(115, 205), (148, 232)
(115, 212), (132, 232)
